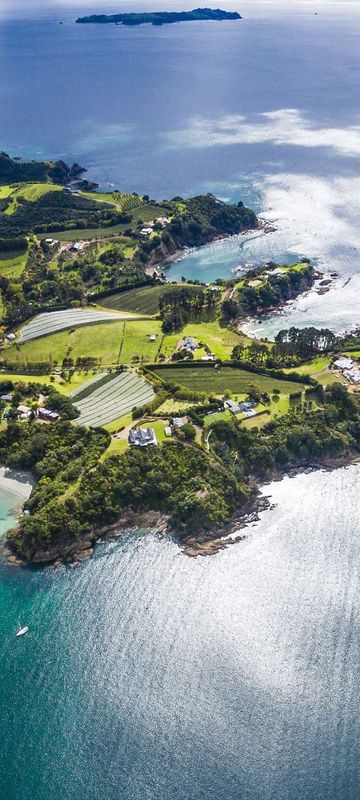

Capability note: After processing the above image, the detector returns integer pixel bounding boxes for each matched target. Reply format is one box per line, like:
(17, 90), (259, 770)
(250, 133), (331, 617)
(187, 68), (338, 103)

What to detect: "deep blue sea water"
(2, 4), (360, 798)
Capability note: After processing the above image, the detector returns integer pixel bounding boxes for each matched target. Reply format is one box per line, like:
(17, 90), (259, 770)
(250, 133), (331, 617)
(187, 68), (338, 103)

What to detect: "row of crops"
(18, 308), (141, 342)
(73, 370), (154, 427)
(100, 285), (169, 315)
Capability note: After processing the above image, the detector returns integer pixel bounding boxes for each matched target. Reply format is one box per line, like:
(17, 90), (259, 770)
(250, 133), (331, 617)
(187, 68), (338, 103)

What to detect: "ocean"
(1, 3), (360, 798)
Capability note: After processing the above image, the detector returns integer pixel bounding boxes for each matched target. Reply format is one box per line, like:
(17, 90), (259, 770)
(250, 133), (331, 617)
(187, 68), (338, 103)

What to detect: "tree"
(181, 423), (196, 441)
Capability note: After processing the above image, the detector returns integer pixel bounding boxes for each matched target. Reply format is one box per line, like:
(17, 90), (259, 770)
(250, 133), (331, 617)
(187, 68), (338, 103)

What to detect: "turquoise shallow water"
(0, 488), (21, 537)
(2, 465), (360, 799)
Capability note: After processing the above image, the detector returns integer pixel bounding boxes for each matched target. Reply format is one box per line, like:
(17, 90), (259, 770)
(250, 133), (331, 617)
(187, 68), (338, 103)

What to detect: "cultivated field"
(0, 248), (28, 279)
(152, 365), (307, 395)
(17, 308), (144, 342)
(2, 183), (62, 215)
(73, 370), (154, 427)
(100, 285), (169, 315)
(52, 203), (170, 241)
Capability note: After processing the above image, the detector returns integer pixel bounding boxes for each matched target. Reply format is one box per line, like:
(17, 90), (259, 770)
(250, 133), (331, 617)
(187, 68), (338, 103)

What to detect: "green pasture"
(152, 365), (307, 396)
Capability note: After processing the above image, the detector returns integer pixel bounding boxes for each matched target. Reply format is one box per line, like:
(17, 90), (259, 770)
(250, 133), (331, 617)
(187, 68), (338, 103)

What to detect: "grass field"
(6, 316), (248, 369)
(157, 398), (195, 414)
(152, 365), (307, 395)
(284, 356), (331, 375)
(160, 321), (246, 361)
(73, 370), (154, 427)
(203, 409), (232, 428)
(2, 183), (62, 215)
(17, 308), (144, 343)
(100, 285), (171, 315)
(0, 369), (106, 394)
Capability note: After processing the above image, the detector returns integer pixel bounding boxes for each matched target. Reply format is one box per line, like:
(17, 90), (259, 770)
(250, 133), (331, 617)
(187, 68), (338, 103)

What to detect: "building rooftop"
(128, 427), (157, 447)
(172, 417), (185, 428)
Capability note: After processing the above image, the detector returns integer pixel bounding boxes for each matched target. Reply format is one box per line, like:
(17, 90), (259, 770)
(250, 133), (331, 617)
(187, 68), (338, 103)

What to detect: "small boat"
(16, 626), (29, 637)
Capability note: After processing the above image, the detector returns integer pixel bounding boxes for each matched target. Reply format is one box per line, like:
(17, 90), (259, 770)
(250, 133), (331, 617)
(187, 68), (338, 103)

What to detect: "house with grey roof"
(128, 427), (157, 447)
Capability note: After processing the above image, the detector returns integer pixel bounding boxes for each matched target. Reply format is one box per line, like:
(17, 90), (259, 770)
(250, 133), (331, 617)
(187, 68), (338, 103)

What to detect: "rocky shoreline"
(4, 451), (360, 568)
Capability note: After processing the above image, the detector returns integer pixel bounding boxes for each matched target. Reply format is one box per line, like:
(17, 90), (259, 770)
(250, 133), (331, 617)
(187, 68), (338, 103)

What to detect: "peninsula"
(76, 8), (242, 26)
(1, 155), (360, 565)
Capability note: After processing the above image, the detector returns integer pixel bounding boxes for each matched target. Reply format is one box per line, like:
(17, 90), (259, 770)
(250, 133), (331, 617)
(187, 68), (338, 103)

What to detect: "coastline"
(0, 467), (33, 507)
(0, 468), (33, 544)
(5, 452), (360, 567)
(157, 219), (271, 275)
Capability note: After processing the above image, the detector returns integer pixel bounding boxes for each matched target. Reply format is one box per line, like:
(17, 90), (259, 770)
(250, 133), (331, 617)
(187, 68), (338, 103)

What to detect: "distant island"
(76, 8), (242, 27)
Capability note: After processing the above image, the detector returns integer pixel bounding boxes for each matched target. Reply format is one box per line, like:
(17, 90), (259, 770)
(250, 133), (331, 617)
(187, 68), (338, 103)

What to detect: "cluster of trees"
(0, 241), (86, 328)
(4, 380), (360, 562)
(210, 384), (360, 478)
(0, 189), (124, 237)
(0, 237), (149, 328)
(4, 420), (110, 557)
(232, 326), (339, 367)
(0, 236), (27, 254)
(7, 436), (248, 559)
(222, 263), (314, 321)
(162, 194), (257, 253)
(0, 378), (79, 420)
(274, 327), (336, 359)
(159, 285), (219, 332)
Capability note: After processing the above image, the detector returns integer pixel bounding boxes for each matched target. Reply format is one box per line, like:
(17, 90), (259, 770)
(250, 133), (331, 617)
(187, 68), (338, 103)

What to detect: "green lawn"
(203, 409), (232, 428)
(139, 419), (168, 443)
(0, 369), (104, 394)
(152, 365), (307, 396)
(157, 398), (195, 414)
(159, 321), (246, 361)
(102, 412), (133, 434)
(284, 356), (331, 375)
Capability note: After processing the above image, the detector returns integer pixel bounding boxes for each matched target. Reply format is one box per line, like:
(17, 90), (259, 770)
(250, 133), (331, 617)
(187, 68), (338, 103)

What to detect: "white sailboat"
(16, 624), (29, 637)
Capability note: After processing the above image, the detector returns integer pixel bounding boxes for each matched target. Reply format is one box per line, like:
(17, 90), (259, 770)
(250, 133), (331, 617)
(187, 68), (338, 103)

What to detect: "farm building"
(344, 367), (360, 383)
(224, 399), (241, 414)
(333, 357), (353, 370)
(238, 401), (256, 413)
(18, 404), (32, 419)
(172, 417), (186, 428)
(128, 427), (157, 447)
(38, 407), (60, 422)
(69, 242), (83, 253)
